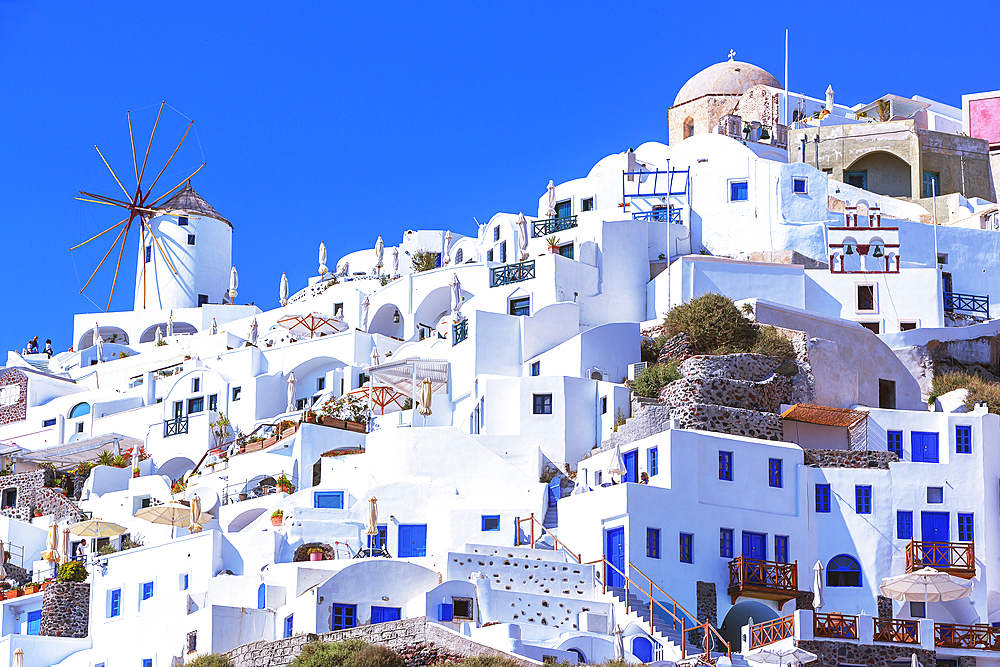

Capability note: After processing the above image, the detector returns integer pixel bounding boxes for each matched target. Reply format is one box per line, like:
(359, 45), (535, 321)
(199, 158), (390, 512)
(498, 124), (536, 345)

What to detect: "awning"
(15, 433), (143, 467)
(368, 358), (449, 397)
(855, 94), (930, 122)
(780, 404), (866, 428)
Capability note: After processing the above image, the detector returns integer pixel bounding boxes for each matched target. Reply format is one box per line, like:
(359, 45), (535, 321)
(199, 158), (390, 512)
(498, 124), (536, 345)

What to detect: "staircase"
(19, 353), (51, 374)
(604, 586), (701, 660)
(542, 502), (558, 530)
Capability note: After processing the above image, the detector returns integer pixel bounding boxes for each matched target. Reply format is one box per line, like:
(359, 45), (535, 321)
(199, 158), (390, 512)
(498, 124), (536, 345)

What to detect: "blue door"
(912, 432), (939, 463)
(605, 527), (626, 588)
(632, 636), (653, 663)
(26, 609), (41, 635)
(921, 512), (950, 566)
(742, 532), (767, 584)
(371, 606), (402, 624)
(623, 451), (638, 483)
(397, 524), (427, 557)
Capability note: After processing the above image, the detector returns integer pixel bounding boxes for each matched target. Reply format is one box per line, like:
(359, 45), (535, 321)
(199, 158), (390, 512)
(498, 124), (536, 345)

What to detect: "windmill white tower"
(134, 182), (233, 310)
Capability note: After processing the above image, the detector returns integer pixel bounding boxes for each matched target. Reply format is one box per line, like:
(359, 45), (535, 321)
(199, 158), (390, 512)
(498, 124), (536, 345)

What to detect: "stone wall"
(799, 639), (935, 667)
(0, 470), (84, 523)
(226, 616), (537, 667)
(696, 581), (717, 627)
(660, 373), (792, 414)
(677, 354), (787, 382)
(0, 369), (28, 425)
(40, 581), (89, 638)
(877, 595), (892, 619)
(671, 405), (783, 441)
(803, 450), (898, 470)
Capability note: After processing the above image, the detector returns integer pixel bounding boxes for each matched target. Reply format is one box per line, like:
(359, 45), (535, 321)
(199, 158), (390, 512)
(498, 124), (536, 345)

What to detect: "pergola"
(355, 358), (450, 415)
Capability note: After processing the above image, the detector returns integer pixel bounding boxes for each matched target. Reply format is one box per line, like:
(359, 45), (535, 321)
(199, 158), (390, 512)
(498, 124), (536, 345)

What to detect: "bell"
(845, 245), (854, 255)
(760, 127), (771, 140)
(872, 246), (884, 258)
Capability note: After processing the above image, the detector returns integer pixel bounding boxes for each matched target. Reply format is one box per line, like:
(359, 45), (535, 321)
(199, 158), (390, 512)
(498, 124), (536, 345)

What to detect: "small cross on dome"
(728, 49), (736, 61)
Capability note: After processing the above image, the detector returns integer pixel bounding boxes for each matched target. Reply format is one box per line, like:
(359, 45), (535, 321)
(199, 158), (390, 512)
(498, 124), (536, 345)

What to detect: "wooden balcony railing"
(873, 618), (919, 644)
(935, 623), (1000, 651)
(906, 540), (976, 578)
(814, 612), (859, 639)
(727, 556), (798, 604)
(749, 615), (794, 649)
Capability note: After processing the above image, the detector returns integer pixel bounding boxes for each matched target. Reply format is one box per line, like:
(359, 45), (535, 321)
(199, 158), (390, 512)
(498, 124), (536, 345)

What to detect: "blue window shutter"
(897, 511), (913, 539)
(648, 447), (658, 476)
(314, 491), (344, 509)
(887, 431), (903, 458)
(956, 426), (972, 453)
(958, 513), (974, 541)
(26, 609), (41, 635)
(258, 584), (266, 609)
(110, 589), (121, 617)
(284, 615), (294, 638)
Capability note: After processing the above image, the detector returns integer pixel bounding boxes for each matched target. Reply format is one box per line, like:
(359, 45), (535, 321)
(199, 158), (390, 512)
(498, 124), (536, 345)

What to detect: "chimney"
(826, 85), (835, 112)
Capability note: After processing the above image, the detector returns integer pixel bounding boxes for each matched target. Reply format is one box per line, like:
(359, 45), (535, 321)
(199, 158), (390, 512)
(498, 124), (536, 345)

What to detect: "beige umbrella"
(880, 567), (972, 604)
(68, 519), (127, 538)
(517, 213), (530, 261)
(607, 442), (626, 481)
(277, 312), (347, 339)
(41, 522), (60, 563)
(370, 346), (380, 367)
(366, 497), (379, 536)
(450, 273), (463, 321)
(135, 503), (211, 539)
(61, 527), (70, 565)
(362, 296), (370, 331)
(418, 377), (433, 417)
(746, 645), (817, 667)
(12, 648), (23, 667)
(189, 495), (203, 534)
(248, 317), (258, 346)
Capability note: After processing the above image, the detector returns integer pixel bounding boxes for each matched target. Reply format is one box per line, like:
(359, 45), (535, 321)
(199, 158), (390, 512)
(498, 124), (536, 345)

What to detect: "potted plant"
(33, 508), (42, 518)
(41, 578), (52, 591)
(270, 509), (284, 527)
(24, 582), (39, 595)
(304, 410), (317, 424)
(11, 587), (23, 598)
(545, 236), (561, 254)
(308, 548), (324, 562)
(4, 588), (17, 600)
(276, 475), (294, 494)
(132, 467), (140, 478)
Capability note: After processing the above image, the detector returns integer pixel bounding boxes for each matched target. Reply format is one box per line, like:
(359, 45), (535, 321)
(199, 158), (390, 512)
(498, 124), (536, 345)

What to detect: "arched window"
(257, 584), (266, 609)
(69, 403), (90, 419)
(683, 118), (695, 139)
(827, 554), (861, 587)
(590, 371), (603, 381)
(455, 249), (464, 264)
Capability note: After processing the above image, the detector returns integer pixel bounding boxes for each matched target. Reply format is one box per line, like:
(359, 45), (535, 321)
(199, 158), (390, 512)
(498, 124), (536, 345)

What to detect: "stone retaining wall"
(0, 470), (84, 523)
(226, 616), (537, 667)
(798, 639), (937, 667)
(671, 404), (783, 441)
(660, 374), (791, 414)
(803, 450), (898, 470)
(678, 354), (786, 382)
(40, 581), (89, 638)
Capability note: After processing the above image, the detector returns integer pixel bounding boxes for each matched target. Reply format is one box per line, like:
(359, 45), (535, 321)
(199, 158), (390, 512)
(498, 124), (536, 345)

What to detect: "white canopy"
(369, 357), (449, 397)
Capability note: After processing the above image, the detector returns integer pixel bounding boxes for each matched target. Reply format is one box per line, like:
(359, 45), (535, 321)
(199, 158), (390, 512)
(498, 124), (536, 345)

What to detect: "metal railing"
(749, 615), (794, 649)
(906, 540), (975, 576)
(944, 292), (989, 316)
(533, 216), (578, 238)
(452, 319), (468, 346)
(514, 514), (581, 563)
(728, 556), (798, 593)
(814, 612), (859, 639)
(490, 260), (535, 288)
(873, 617), (919, 644)
(632, 208), (682, 223)
(163, 416), (189, 438)
(220, 471), (299, 505)
(935, 622), (1000, 651)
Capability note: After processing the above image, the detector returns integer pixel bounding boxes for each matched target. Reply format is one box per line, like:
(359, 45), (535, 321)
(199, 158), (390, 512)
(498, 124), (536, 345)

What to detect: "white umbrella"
(370, 346), (380, 367)
(392, 247), (399, 275)
(443, 231), (453, 266)
(366, 496), (379, 536)
(319, 242), (328, 275)
(613, 624), (624, 660)
(280, 273), (289, 306)
(547, 180), (556, 217)
(93, 322), (104, 362)
(418, 377), (433, 417)
(517, 212), (530, 261)
(880, 567), (972, 603)
(155, 325), (163, 345)
(210, 318), (218, 335)
(911, 654), (921, 667)
(167, 311), (174, 337)
(607, 442), (626, 481)
(338, 259), (349, 277)
(188, 495), (203, 534)
(248, 317), (258, 346)
(812, 560), (824, 609)
(362, 296), (370, 332)
(0, 540), (5, 579)
(12, 648), (23, 667)
(450, 273), (462, 320)
(286, 372), (298, 413)
(131, 445), (140, 472)
(277, 312), (347, 339)
(746, 645), (817, 667)
(375, 235), (384, 271)
(229, 265), (238, 300)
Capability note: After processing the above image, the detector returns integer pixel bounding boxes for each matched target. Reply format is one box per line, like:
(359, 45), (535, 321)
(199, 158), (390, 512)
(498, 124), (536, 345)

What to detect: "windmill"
(71, 102), (206, 311)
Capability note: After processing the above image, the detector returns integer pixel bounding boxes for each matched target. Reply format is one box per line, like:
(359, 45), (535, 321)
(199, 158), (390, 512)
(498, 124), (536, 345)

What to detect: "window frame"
(827, 554), (862, 587)
(927, 486), (944, 504)
(109, 588), (122, 618)
(815, 484), (831, 513)
(958, 513), (974, 541)
(679, 532), (693, 563)
(719, 451), (733, 481)
(646, 527), (660, 559)
(728, 179), (749, 202)
(509, 296), (530, 317)
(774, 535), (789, 564)
(887, 430), (903, 458)
(956, 425), (972, 454)
(720, 528), (734, 558)
(581, 197), (595, 212)
(792, 177), (808, 195)
(284, 614), (294, 639)
(532, 393), (553, 415)
(232, 386), (242, 401)
(141, 581), (154, 601)
(897, 511), (913, 539)
(481, 515), (500, 532)
(855, 485), (872, 514)
(187, 234), (196, 246)
(768, 458), (783, 488)
(648, 447), (658, 477)
(314, 491), (345, 509)
(530, 361), (540, 377)
(856, 283), (877, 313)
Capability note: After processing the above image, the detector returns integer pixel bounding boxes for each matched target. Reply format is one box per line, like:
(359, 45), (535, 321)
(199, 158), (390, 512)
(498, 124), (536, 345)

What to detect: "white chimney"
(826, 85), (835, 112)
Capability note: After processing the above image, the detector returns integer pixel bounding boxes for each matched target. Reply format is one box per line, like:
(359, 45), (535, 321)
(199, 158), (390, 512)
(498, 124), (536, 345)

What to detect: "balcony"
(727, 556), (799, 604)
(533, 216), (578, 238)
(873, 618), (919, 644)
(906, 540), (976, 579)
(163, 416), (189, 438)
(935, 623), (1000, 651)
(452, 319), (468, 346)
(490, 260), (535, 288)
(748, 615), (794, 649)
(814, 612), (858, 640)
(944, 292), (989, 316)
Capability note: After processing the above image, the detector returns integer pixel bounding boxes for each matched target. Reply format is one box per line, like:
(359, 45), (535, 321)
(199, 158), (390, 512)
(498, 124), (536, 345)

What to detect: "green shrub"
(438, 657), (525, 667)
(411, 250), (438, 273)
(928, 371), (1000, 413)
(98, 544), (117, 556)
(57, 561), (88, 582)
(750, 326), (796, 359)
(187, 654), (233, 667)
(640, 334), (669, 364)
(347, 644), (405, 667)
(291, 639), (369, 667)
(664, 293), (756, 354)
(629, 361), (681, 398)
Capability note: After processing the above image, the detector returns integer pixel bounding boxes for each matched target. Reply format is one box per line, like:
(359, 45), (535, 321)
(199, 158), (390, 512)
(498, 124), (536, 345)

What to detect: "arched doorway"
(78, 326), (129, 350)
(844, 151), (912, 198)
(140, 321), (198, 343)
(369, 304), (404, 339)
(719, 599), (778, 650)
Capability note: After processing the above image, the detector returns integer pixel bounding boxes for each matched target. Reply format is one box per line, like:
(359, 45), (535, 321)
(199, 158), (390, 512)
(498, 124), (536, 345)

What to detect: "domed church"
(668, 58), (782, 145)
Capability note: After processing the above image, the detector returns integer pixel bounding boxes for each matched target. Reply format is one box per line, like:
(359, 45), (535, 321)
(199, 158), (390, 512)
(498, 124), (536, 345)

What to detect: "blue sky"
(0, 1), (996, 355)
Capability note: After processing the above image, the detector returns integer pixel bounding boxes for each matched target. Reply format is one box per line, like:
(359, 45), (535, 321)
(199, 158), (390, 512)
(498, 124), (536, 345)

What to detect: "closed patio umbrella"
(547, 180), (556, 217)
(392, 247), (399, 275)
(613, 625), (624, 660)
(418, 377), (433, 417)
(229, 265), (238, 301)
(167, 311), (174, 337)
(366, 497), (378, 536)
(362, 296), (370, 331)
(286, 372), (297, 413)
(319, 242), (328, 275)
(155, 325), (163, 345)
(94, 322), (104, 363)
(813, 560), (824, 609)
(450, 273), (462, 320)
(517, 213), (529, 261)
(280, 273), (289, 306)
(370, 346), (380, 367)
(12, 648), (23, 667)
(188, 495), (203, 534)
(61, 527), (70, 564)
(607, 443), (626, 482)
(248, 317), (258, 346)
(375, 235), (384, 272)
(443, 231), (452, 266)
(41, 522), (60, 563)
(210, 318), (218, 335)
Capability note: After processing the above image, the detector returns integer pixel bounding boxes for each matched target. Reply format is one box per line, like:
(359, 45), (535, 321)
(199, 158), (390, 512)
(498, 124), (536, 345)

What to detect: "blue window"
(679, 533), (693, 563)
(178, 216), (189, 226)
(398, 524), (427, 557)
(827, 554), (861, 587)
(332, 603), (357, 630)
(774, 535), (789, 564)
(143, 661), (152, 667)
(897, 511), (913, 539)
(142, 581), (154, 600)
(182, 573), (189, 590)
(481, 515), (500, 531)
(69, 402), (91, 418)
(815, 484), (831, 513)
(646, 528), (660, 559)
(730, 180), (749, 201)
(959, 513), (974, 541)
(368, 524), (387, 550)
(531, 361), (540, 376)
(927, 487), (944, 503)
(792, 178), (807, 194)
(720, 528), (734, 558)
(719, 451), (733, 481)
(648, 447), (658, 477)
(533, 394), (552, 414)
(145, 245), (152, 263)
(494, 225), (500, 242)
(887, 430), (903, 458)
(768, 458), (782, 488)
(314, 491), (344, 509)
(855, 485), (872, 514)
(371, 606), (402, 624)
(43, 418), (56, 427)
(911, 431), (939, 463)
(284, 614), (294, 638)
(956, 425), (971, 453)
(26, 609), (41, 635)
(110, 588), (121, 617)
(257, 584), (266, 609)
(486, 249), (493, 262)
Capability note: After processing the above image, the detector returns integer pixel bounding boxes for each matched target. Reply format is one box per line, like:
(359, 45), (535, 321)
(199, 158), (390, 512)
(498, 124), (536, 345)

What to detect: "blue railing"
(633, 208), (682, 223)
(164, 416), (189, 438)
(533, 216), (578, 238)
(944, 292), (989, 316)
(490, 260), (536, 288)
(453, 319), (468, 346)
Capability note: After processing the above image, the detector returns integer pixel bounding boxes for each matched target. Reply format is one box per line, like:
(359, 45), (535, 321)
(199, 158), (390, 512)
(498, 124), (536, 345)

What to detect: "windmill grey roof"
(157, 182), (232, 227)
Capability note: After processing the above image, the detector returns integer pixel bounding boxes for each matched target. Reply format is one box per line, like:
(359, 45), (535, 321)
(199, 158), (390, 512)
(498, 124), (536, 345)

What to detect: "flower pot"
(4, 590), (16, 600)
(548, 246), (560, 254)
(305, 414), (316, 424)
(271, 516), (283, 527)
(238, 493), (248, 502)
(24, 585), (39, 595)
(278, 484), (293, 494)
(133, 471), (140, 478)
(41, 582), (49, 591)
(309, 552), (323, 562)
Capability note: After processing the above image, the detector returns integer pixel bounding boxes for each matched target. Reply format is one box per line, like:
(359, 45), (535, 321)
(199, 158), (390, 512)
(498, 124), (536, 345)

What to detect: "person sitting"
(43, 339), (53, 358)
(640, 472), (649, 484)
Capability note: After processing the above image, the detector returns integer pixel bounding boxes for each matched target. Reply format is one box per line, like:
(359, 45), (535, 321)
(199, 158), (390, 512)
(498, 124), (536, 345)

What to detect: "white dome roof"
(673, 60), (781, 107)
